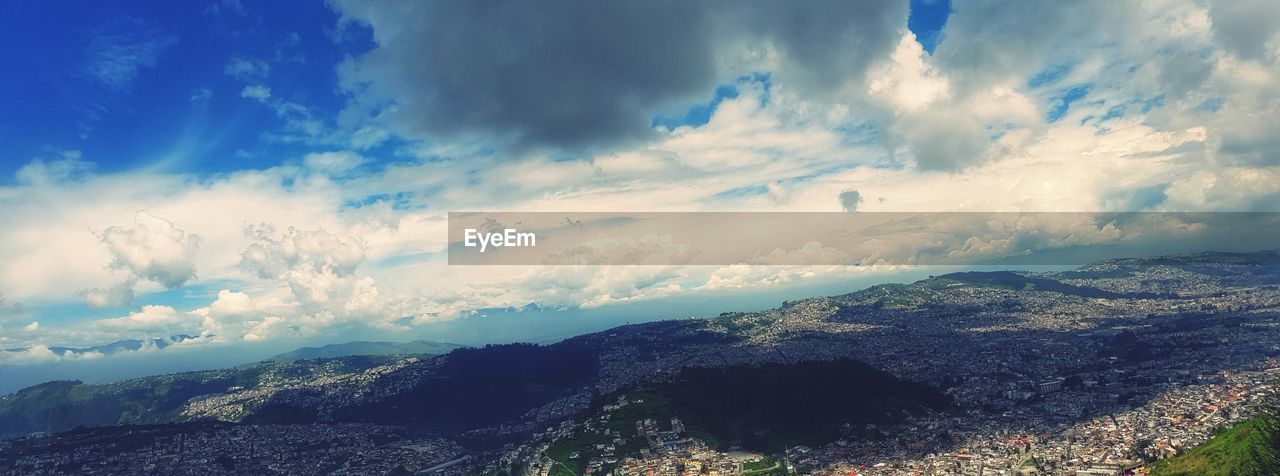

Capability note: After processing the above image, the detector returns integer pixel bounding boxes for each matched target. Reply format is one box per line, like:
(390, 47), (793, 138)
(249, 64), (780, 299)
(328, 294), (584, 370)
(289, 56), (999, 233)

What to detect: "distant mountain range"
(266, 340), (466, 361)
(4, 333), (463, 364)
(4, 334), (198, 358)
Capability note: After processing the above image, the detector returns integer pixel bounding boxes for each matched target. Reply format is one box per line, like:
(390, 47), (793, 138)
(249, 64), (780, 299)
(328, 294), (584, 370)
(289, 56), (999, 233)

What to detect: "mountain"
(4, 334), (198, 358)
(266, 339), (465, 361)
(1151, 410), (1280, 475)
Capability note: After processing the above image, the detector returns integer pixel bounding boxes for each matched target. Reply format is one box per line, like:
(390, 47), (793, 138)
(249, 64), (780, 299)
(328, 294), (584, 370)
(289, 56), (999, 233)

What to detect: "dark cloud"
(902, 109), (989, 171)
(721, 1), (909, 93)
(331, 0), (906, 154)
(839, 190), (863, 211)
(1208, 0), (1280, 61)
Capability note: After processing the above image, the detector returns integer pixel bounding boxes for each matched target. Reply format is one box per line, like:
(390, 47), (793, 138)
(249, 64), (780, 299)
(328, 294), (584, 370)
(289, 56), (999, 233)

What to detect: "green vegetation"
(545, 430), (597, 476)
(1151, 410), (1280, 476)
(741, 456), (788, 476)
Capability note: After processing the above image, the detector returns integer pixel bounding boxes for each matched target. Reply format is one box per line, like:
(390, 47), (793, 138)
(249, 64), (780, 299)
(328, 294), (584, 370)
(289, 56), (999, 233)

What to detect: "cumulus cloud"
(99, 212), (201, 288)
(866, 33), (950, 113)
(240, 225), (366, 280)
(230, 225), (415, 340)
(193, 290), (298, 342)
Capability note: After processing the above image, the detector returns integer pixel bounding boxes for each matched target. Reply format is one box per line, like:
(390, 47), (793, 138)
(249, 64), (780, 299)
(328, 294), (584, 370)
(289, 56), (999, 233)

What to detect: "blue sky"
(0, 0), (371, 179)
(2, 1), (953, 181)
(1, 0), (1278, 378)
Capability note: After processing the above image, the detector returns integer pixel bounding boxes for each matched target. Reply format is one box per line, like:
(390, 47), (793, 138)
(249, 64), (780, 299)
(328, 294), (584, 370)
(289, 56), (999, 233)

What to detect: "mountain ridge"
(265, 339), (466, 361)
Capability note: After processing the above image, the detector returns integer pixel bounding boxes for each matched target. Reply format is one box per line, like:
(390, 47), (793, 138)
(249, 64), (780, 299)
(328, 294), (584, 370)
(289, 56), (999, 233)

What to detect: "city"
(3, 252), (1280, 475)
(3, 0), (1280, 474)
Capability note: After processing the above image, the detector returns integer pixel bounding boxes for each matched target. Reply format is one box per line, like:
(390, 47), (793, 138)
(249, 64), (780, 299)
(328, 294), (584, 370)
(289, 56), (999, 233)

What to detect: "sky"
(1, 0), (1279, 376)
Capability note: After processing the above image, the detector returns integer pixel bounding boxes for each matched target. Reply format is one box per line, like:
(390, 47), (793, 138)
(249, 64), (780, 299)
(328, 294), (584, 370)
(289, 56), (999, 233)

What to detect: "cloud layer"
(3, 0), (1280, 363)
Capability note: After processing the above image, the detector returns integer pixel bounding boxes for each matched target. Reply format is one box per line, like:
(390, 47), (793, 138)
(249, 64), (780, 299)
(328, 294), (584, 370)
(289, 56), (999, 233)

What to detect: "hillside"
(658, 360), (949, 450)
(245, 342), (599, 433)
(0, 356), (394, 437)
(1151, 411), (1280, 476)
(533, 359), (952, 476)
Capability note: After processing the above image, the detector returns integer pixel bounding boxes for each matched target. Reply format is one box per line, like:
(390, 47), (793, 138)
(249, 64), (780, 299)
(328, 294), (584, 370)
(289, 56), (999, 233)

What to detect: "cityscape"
(4, 252), (1280, 474)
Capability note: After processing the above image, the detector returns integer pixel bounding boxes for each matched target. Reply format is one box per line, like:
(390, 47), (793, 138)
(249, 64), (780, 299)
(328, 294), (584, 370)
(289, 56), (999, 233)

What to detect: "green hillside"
(1151, 410), (1280, 476)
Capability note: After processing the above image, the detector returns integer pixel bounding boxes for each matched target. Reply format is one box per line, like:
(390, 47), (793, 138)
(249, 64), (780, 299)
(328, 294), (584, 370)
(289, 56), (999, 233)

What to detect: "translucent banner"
(447, 212), (1280, 265)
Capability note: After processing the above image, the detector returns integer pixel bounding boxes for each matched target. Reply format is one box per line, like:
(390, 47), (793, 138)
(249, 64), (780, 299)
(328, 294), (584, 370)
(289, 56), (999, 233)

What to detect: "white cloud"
(78, 279), (137, 308)
(240, 225), (365, 280)
(84, 19), (178, 92)
(867, 33), (950, 113)
(303, 151), (367, 175)
(240, 85), (271, 101)
(766, 182), (790, 205)
(99, 212), (201, 288)
(224, 57), (270, 80)
(95, 305), (185, 330)
(194, 290), (298, 342)
(189, 88), (213, 105)
(15, 151), (93, 185)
